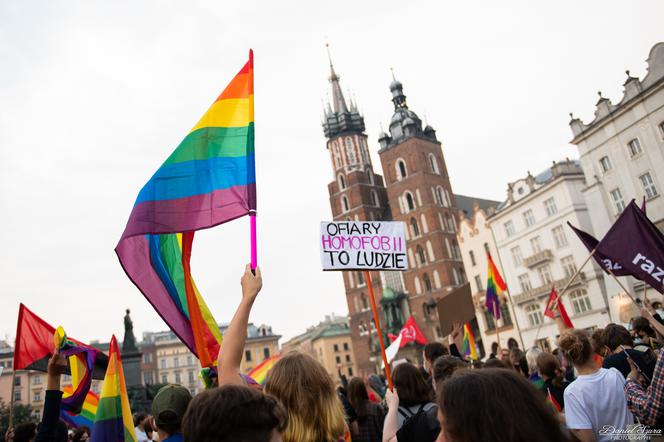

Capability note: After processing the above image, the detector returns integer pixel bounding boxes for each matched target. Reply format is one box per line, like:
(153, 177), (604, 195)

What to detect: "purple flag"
(567, 222), (630, 276)
(594, 200), (664, 293)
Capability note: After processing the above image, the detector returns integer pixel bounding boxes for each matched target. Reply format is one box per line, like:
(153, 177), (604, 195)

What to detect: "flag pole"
(606, 268), (639, 306)
(364, 271), (393, 390)
(494, 302), (502, 353)
(8, 369), (16, 428)
(533, 248), (595, 343)
(250, 211), (257, 272)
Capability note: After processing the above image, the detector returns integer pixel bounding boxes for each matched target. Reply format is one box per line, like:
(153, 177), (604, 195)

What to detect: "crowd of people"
(5, 265), (664, 441)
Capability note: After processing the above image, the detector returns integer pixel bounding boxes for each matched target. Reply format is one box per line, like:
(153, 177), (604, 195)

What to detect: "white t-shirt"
(564, 367), (633, 442)
(135, 427), (149, 442)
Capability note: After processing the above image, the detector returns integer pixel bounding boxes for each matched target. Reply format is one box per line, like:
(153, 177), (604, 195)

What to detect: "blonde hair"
(264, 351), (346, 442)
(525, 347), (542, 375)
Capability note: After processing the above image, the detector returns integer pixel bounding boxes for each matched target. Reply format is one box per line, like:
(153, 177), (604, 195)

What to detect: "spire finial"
(390, 67), (396, 81)
(597, 91), (603, 98)
(325, 41), (333, 68)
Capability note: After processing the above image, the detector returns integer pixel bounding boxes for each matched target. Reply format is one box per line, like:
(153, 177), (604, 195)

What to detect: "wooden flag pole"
(533, 249), (596, 343)
(364, 271), (393, 391)
(494, 302), (502, 353)
(606, 268), (639, 306)
(8, 369), (16, 428)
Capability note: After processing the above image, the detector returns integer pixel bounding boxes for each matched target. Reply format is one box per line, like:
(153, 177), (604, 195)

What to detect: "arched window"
(396, 159), (407, 180)
(452, 268), (460, 286)
(417, 245), (426, 265)
(500, 302), (512, 326)
(444, 213), (455, 232)
(342, 196), (350, 213)
(423, 273), (432, 292)
(429, 154), (440, 174)
(405, 192), (415, 211)
(410, 217), (420, 237)
(367, 169), (374, 185)
(338, 174), (346, 190)
(414, 276), (422, 294)
(434, 186), (444, 206)
(371, 190), (380, 207)
(360, 138), (369, 164)
(353, 295), (360, 313)
(361, 293), (369, 311)
(345, 138), (357, 165)
(332, 142), (342, 169)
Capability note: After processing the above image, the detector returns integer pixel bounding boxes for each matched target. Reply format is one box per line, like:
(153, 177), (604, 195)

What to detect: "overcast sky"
(1, 1), (662, 346)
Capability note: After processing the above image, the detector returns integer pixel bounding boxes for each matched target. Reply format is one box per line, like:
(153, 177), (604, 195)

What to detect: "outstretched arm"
(218, 265), (262, 386)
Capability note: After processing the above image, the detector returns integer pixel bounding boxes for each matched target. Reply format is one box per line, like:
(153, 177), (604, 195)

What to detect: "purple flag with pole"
(567, 222), (630, 276)
(594, 200), (664, 293)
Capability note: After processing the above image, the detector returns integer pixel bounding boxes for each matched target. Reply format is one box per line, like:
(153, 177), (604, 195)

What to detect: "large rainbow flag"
(91, 336), (136, 442)
(485, 252), (507, 319)
(116, 51), (255, 367)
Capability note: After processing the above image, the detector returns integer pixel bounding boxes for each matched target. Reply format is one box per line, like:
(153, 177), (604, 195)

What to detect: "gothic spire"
(326, 43), (349, 114)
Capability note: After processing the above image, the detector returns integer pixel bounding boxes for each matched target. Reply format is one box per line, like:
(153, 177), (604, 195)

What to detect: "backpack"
(396, 403), (441, 442)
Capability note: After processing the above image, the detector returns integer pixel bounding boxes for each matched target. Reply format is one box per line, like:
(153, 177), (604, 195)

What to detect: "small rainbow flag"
(460, 323), (478, 361)
(116, 51), (256, 368)
(91, 336), (136, 442)
(54, 326), (97, 415)
(247, 354), (280, 385)
(547, 388), (562, 412)
(60, 387), (99, 429)
(485, 252), (507, 319)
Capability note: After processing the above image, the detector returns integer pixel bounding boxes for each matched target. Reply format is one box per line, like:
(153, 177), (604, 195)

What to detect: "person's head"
(72, 426), (90, 442)
(602, 323), (633, 352)
(525, 347), (542, 376)
(152, 384), (193, 437)
(590, 328), (607, 358)
(392, 362), (433, 407)
(536, 352), (564, 387)
(432, 356), (467, 387)
(558, 329), (593, 368)
(182, 384), (287, 442)
(264, 351), (346, 442)
(509, 348), (528, 376)
(133, 412), (148, 429)
(483, 358), (509, 369)
(347, 377), (370, 417)
(499, 348), (510, 362)
(490, 342), (499, 356)
(633, 317), (655, 338)
(507, 338), (519, 350)
(13, 422), (37, 442)
(435, 369), (571, 442)
(423, 342), (449, 370)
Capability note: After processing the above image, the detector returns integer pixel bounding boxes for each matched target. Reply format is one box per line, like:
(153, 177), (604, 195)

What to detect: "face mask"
(656, 309), (664, 318)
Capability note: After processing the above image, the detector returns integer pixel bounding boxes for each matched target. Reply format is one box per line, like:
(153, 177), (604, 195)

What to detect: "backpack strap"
(398, 406), (414, 420)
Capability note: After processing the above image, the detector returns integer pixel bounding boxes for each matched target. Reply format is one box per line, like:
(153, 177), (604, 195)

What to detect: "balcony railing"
(523, 249), (554, 269)
(512, 272), (586, 305)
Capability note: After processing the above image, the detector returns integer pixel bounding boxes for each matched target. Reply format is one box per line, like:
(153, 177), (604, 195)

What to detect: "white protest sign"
(320, 221), (408, 271)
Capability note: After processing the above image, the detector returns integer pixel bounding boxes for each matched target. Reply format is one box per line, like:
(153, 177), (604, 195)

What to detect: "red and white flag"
(543, 287), (573, 329)
(388, 315), (428, 348)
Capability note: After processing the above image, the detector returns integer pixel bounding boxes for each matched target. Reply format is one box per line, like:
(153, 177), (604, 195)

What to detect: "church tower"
(377, 78), (467, 343)
(322, 49), (390, 375)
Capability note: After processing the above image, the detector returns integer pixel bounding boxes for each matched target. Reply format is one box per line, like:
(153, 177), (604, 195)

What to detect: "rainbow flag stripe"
(116, 52), (255, 366)
(54, 327), (97, 415)
(247, 354), (280, 385)
(91, 336), (136, 442)
(485, 252), (507, 319)
(61, 387), (99, 429)
(461, 323), (478, 361)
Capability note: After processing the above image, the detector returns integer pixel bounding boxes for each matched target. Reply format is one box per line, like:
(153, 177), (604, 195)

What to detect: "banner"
(320, 221), (407, 270)
(595, 200), (664, 293)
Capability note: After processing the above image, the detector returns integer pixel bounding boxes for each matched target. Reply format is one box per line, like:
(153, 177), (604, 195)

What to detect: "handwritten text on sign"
(320, 221), (408, 271)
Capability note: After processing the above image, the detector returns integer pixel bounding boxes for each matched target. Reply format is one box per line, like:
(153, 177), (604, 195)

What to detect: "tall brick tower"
(322, 50), (391, 375)
(377, 77), (467, 343)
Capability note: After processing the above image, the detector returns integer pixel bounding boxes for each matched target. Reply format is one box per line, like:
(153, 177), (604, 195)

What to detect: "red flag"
(543, 287), (573, 329)
(547, 388), (562, 412)
(387, 316), (428, 348)
(13, 304), (108, 379)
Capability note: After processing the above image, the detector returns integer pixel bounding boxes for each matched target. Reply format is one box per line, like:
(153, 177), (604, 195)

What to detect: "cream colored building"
(282, 314), (356, 380)
(457, 201), (523, 356)
(144, 322), (280, 394)
(569, 42), (664, 312)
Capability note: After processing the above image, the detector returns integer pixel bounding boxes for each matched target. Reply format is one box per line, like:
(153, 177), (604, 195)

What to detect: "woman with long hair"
(265, 351), (348, 442)
(536, 351), (569, 411)
(347, 377), (384, 442)
(558, 329), (633, 442)
(434, 369), (572, 442)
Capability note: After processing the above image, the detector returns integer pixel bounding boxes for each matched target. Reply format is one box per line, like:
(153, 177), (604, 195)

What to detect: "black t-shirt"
(603, 348), (657, 381)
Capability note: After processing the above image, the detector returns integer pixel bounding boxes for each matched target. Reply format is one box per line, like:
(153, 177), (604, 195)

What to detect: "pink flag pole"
(250, 211), (257, 271)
